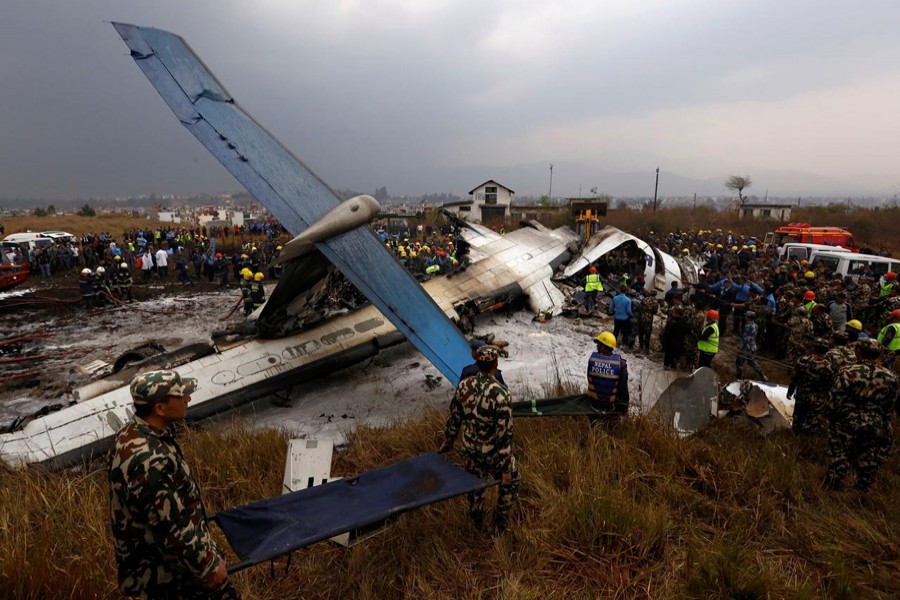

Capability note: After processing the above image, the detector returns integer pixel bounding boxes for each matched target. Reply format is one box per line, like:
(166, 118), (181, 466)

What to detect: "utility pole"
(693, 192), (697, 212)
(652, 167), (660, 213)
(548, 163), (554, 200)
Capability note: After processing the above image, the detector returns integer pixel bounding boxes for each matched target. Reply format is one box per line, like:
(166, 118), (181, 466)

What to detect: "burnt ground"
(0, 274), (251, 428)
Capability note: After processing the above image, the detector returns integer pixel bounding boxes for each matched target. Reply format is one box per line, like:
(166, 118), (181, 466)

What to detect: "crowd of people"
(579, 228), (898, 494)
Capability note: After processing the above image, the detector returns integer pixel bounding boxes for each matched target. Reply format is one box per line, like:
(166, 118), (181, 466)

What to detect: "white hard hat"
(81, 268), (91, 276)
(96, 266), (105, 274)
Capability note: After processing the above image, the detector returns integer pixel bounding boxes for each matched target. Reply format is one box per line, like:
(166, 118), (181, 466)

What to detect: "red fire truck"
(763, 223), (858, 252)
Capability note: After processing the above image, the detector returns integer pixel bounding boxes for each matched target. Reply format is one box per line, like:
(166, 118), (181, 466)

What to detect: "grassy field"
(0, 215), (172, 238)
(1, 412), (897, 599)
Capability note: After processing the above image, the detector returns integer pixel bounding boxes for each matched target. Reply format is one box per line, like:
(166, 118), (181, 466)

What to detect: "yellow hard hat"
(241, 253), (248, 259)
(114, 255), (122, 261)
(800, 259), (808, 265)
(682, 248), (689, 254)
(243, 271), (252, 280)
(595, 331), (617, 349)
(254, 272), (264, 281)
(731, 246), (738, 251)
(846, 319), (862, 331)
(750, 244), (756, 249)
(804, 271), (815, 279)
(276, 245), (282, 251)
(716, 244), (723, 249)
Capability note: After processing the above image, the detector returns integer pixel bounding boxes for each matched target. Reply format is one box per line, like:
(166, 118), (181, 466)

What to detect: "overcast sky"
(2, 1), (899, 200)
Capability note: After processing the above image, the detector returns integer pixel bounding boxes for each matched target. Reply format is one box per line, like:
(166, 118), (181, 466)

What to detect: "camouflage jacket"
(825, 346), (856, 372)
(108, 417), (222, 596)
(788, 315), (813, 340)
(640, 296), (659, 324)
(788, 355), (834, 405)
(826, 363), (897, 424)
(811, 312), (834, 338)
(443, 373), (515, 473)
(739, 321), (759, 354)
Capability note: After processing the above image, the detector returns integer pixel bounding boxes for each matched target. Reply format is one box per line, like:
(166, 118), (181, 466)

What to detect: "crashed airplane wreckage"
(0, 24), (697, 469)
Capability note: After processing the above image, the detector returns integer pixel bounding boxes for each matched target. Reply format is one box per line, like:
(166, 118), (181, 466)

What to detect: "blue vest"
(587, 352), (621, 405)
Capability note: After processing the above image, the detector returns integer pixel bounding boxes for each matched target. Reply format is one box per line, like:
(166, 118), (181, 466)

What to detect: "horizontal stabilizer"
(213, 453), (495, 572)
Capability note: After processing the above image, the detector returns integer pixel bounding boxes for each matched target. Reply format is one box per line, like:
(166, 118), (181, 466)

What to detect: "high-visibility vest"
(425, 264), (441, 275)
(585, 273), (603, 293)
(804, 300), (816, 316)
(587, 352), (621, 404)
(697, 323), (719, 354)
(880, 283), (895, 298)
(877, 323), (900, 351)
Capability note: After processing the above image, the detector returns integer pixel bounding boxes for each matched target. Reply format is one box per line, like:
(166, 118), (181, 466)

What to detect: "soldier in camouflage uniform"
(440, 345), (520, 534)
(683, 305), (705, 370)
(810, 304), (834, 339)
(638, 293), (659, 352)
(788, 338), (833, 434)
(787, 307), (813, 362)
(825, 331), (856, 372)
(824, 339), (898, 491)
(108, 370), (238, 598)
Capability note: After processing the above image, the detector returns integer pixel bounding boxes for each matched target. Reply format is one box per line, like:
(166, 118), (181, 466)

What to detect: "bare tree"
(725, 175), (752, 204)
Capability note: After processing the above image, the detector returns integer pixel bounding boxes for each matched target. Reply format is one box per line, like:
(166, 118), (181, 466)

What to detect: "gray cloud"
(1, 0), (899, 201)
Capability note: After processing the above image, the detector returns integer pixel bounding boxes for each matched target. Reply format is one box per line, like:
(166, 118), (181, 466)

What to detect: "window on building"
(459, 206), (471, 212)
(484, 186), (498, 205)
(760, 209), (771, 217)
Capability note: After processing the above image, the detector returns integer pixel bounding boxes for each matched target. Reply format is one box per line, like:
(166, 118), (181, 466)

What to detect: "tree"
(77, 203), (96, 217)
(33, 207), (48, 217)
(539, 194), (551, 207)
(47, 204), (57, 215)
(725, 175), (752, 204)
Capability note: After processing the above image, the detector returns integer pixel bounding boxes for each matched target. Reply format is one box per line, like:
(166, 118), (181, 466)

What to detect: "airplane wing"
(112, 23), (471, 385)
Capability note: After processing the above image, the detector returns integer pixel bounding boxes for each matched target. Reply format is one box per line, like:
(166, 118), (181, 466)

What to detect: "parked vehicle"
(778, 242), (852, 262)
(764, 223), (858, 252)
(809, 250), (899, 281)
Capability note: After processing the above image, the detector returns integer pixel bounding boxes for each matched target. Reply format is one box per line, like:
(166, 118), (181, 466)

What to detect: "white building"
(441, 180), (514, 225)
(739, 203), (794, 221)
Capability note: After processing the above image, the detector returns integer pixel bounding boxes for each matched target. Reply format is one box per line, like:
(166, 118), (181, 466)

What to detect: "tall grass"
(1, 414), (898, 599)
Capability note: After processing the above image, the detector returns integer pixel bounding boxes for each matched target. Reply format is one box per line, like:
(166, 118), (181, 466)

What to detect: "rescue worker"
(735, 311), (766, 381)
(803, 290), (817, 316)
(697, 310), (719, 368)
(824, 339), (897, 491)
(660, 306), (689, 369)
(584, 266), (603, 313)
(116, 262), (134, 302)
(586, 331), (630, 415)
(93, 265), (110, 306)
(610, 286), (633, 349)
(825, 331), (856, 372)
(879, 271), (896, 298)
(240, 269), (254, 316)
(271, 246), (284, 280)
(876, 308), (900, 369)
(846, 319), (869, 343)
(249, 272), (266, 311)
(440, 345), (520, 534)
(787, 307), (813, 362)
(79, 268), (96, 309)
(788, 338), (833, 435)
(213, 253), (229, 287)
(108, 370), (237, 597)
(460, 339), (507, 386)
(638, 292), (659, 352)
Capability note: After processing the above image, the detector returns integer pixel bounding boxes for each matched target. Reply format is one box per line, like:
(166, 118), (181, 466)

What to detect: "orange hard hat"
(804, 291), (816, 301)
(706, 310), (719, 320)
(589, 266), (597, 273)
(891, 309), (900, 320)
(886, 272), (897, 280)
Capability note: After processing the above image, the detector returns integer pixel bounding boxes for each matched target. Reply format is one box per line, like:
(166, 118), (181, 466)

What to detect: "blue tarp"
(111, 23), (471, 386)
(212, 453), (495, 572)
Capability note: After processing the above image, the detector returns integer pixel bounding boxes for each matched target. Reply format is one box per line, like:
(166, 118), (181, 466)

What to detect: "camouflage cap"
(811, 337), (831, 352)
(130, 369), (198, 407)
(474, 345), (499, 362)
(856, 338), (883, 358)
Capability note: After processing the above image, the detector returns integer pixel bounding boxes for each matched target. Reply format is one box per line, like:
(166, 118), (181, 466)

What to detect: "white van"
(810, 250), (900, 281)
(779, 243), (851, 262)
(1, 232), (55, 254)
